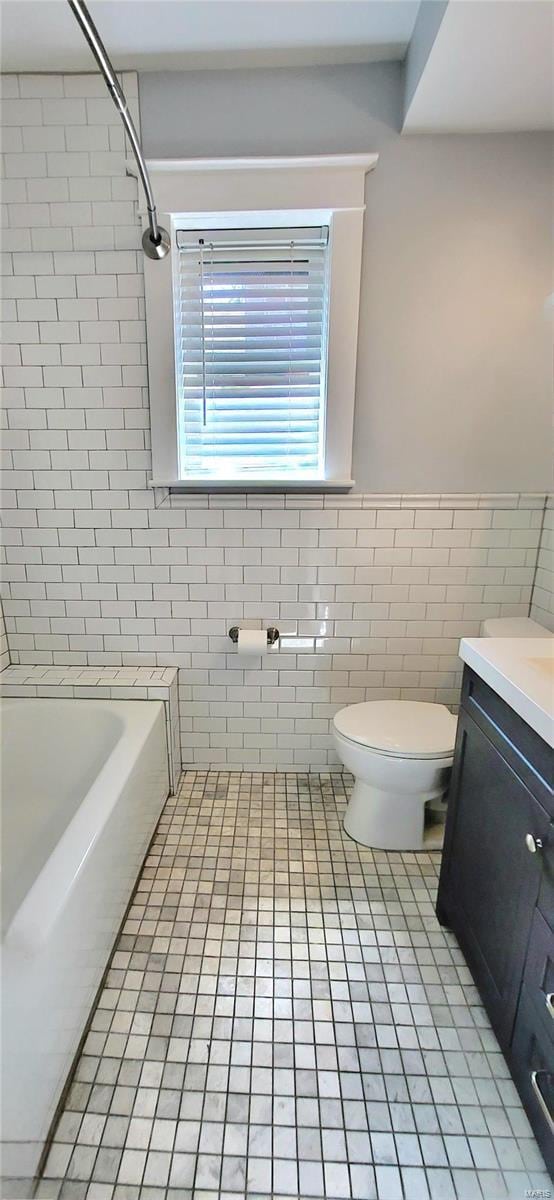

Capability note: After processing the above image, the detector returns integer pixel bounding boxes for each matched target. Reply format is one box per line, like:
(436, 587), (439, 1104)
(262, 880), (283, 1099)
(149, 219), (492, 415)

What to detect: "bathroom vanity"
(437, 638), (554, 1175)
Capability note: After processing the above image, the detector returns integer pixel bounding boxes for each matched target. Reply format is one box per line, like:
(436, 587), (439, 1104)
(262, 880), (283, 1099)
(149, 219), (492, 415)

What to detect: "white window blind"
(174, 226), (329, 481)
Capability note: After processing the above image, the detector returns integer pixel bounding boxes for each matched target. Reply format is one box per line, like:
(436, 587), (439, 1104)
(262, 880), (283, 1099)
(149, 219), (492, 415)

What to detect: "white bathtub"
(1, 697), (170, 1182)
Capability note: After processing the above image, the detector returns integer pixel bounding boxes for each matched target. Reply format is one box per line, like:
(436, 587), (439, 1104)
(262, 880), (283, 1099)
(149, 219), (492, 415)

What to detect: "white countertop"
(459, 637), (554, 747)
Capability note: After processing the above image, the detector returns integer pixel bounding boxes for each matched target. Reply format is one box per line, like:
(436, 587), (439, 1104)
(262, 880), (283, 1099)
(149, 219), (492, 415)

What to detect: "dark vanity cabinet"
(437, 666), (554, 1175)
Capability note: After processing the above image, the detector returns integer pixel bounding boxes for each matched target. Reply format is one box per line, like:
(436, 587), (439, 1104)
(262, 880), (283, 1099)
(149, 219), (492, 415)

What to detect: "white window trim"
(137, 153), (378, 491)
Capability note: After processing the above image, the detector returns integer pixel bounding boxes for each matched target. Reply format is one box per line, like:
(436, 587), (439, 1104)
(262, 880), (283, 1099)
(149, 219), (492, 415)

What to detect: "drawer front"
(511, 990), (554, 1177)
(523, 907), (554, 1042)
(462, 667), (553, 815)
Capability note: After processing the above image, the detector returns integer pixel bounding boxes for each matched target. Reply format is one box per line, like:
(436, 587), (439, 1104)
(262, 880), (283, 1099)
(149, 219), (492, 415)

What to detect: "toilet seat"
(333, 700), (457, 760)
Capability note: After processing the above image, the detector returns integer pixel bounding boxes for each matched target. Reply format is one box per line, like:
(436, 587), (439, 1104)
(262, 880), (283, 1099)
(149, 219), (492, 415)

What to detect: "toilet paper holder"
(228, 626), (280, 646)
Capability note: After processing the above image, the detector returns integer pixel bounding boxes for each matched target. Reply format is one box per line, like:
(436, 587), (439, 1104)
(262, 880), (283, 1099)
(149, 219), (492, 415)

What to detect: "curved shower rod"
(67, 0), (170, 260)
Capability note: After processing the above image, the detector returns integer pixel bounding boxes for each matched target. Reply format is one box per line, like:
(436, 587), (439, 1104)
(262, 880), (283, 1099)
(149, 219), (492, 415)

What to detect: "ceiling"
(0, 0), (551, 132)
(404, 0), (554, 133)
(0, 0), (420, 72)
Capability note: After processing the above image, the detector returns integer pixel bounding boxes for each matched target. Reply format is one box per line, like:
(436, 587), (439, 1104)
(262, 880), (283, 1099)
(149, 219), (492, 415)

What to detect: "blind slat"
(175, 226), (329, 480)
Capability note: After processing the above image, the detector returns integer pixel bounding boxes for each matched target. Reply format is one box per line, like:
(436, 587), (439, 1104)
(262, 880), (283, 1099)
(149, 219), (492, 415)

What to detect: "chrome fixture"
(67, 0), (170, 260)
(228, 626), (280, 646)
(530, 1071), (554, 1133)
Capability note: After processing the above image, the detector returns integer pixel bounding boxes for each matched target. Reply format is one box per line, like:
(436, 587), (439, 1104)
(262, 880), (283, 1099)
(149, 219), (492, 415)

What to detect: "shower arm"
(67, 0), (170, 260)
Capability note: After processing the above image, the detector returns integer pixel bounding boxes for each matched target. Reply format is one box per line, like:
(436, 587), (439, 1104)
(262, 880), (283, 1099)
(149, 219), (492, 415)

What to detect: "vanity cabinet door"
(438, 708), (550, 1049)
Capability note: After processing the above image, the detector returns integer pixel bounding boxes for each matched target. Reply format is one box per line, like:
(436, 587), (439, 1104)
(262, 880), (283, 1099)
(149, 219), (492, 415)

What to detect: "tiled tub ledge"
(0, 665), (180, 792)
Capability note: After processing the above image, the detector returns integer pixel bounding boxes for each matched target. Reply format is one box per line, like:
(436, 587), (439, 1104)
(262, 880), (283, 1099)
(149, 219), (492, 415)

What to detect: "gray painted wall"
(140, 64), (553, 494)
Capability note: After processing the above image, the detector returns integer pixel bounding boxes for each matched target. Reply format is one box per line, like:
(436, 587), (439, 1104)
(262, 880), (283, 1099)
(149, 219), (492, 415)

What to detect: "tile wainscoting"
(154, 491), (544, 769)
(1, 485), (546, 770)
(0, 72), (549, 770)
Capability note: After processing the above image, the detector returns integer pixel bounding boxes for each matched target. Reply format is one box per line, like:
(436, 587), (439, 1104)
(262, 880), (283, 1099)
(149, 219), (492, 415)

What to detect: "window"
(141, 155), (377, 490)
(175, 226), (329, 482)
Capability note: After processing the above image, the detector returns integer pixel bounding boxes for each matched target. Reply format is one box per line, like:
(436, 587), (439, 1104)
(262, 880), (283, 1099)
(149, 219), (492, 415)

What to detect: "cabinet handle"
(546, 993), (554, 1021)
(525, 834), (543, 854)
(530, 1070), (554, 1134)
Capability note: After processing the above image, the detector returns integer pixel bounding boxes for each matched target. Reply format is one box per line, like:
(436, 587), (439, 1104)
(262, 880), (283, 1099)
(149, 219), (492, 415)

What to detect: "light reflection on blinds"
(175, 227), (329, 480)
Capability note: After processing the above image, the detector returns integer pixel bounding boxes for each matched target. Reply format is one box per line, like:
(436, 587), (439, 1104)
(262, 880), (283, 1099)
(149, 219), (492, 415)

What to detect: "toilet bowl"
(333, 700), (458, 852)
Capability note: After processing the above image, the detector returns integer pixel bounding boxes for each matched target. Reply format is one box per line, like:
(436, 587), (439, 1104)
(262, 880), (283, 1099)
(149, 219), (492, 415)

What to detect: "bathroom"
(1, 0), (553, 1197)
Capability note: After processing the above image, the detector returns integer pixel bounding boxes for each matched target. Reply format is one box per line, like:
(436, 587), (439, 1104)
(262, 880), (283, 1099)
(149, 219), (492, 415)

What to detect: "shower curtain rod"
(67, 0), (170, 260)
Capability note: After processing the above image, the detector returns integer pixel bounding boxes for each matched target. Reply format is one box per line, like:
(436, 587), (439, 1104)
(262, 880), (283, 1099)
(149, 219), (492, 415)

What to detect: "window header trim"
(131, 153), (378, 175)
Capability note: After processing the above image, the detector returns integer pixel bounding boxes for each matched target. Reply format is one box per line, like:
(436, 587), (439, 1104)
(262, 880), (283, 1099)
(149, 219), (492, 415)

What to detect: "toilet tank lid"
(481, 617), (550, 637)
(333, 700), (458, 758)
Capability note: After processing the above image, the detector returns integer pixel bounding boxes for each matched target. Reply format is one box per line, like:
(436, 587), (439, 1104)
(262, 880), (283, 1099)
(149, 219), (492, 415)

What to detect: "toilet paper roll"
(237, 628), (267, 655)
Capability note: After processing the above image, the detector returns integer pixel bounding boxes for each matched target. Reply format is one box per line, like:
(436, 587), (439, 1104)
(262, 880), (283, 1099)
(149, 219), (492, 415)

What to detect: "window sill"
(149, 478), (355, 494)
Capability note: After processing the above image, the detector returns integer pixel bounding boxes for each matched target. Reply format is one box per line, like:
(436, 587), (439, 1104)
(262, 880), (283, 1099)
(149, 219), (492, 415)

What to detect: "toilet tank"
(481, 617), (550, 637)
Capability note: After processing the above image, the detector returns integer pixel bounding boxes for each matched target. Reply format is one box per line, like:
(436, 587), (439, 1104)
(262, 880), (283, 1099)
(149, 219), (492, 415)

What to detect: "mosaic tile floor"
(36, 771), (549, 1200)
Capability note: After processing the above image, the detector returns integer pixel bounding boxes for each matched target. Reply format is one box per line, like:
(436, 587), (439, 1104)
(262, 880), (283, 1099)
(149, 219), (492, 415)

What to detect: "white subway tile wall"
(530, 503), (553, 632)
(0, 73), (548, 769)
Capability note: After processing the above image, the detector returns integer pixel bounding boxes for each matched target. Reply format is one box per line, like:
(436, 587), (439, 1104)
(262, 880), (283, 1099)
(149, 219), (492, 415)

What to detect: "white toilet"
(334, 614), (550, 852)
(333, 700), (457, 851)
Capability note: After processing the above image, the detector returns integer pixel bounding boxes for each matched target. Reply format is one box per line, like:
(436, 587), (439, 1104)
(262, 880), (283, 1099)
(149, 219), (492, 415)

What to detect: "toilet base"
(343, 778), (445, 852)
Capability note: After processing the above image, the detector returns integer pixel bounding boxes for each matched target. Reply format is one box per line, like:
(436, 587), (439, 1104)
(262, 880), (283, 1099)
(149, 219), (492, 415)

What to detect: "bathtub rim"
(1, 697), (167, 954)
